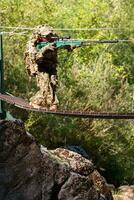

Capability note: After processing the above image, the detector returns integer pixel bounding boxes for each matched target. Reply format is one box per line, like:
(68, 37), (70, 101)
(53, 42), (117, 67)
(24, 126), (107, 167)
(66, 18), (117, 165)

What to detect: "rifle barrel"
(71, 39), (131, 43)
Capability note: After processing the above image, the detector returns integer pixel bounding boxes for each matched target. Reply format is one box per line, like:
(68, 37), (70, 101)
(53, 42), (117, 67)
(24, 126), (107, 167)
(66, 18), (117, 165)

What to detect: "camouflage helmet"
(33, 25), (53, 36)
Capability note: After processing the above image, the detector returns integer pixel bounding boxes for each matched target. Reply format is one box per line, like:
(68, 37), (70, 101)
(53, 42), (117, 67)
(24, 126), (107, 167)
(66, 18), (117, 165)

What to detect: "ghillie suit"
(24, 25), (59, 111)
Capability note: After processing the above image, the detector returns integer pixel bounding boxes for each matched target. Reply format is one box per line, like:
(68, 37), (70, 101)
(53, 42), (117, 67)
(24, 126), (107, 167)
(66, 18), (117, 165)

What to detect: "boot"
(49, 104), (57, 111)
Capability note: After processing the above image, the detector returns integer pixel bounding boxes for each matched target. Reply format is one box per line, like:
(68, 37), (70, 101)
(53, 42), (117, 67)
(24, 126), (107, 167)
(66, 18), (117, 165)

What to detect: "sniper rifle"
(36, 36), (130, 50)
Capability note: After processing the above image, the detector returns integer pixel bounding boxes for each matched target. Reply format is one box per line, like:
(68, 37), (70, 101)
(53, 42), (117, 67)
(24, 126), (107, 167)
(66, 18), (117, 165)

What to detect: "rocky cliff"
(0, 120), (113, 200)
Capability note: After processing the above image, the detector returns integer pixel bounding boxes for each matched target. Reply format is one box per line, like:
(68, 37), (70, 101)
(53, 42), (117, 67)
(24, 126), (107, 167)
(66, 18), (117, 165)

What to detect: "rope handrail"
(0, 26), (133, 31)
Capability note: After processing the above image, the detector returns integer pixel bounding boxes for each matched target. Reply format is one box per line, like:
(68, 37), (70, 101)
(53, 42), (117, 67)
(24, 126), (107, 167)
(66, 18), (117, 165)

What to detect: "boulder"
(0, 120), (113, 200)
(113, 185), (134, 200)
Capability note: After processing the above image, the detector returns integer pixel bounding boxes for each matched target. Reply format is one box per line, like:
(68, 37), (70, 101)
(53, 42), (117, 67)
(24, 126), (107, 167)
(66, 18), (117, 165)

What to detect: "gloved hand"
(70, 44), (77, 50)
(41, 44), (56, 54)
(50, 75), (57, 85)
(66, 44), (77, 52)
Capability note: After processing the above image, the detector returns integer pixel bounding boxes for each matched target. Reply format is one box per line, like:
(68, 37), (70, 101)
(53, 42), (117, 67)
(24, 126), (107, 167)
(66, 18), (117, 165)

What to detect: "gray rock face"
(0, 120), (113, 200)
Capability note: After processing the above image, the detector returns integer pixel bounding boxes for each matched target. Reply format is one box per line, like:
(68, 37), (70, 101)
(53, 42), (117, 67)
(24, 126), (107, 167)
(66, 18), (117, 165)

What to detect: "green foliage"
(0, 0), (134, 186)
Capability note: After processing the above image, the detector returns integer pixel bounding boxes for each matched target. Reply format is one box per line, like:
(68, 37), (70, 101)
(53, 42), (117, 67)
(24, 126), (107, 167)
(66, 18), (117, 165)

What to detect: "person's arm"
(35, 44), (56, 62)
(24, 40), (38, 76)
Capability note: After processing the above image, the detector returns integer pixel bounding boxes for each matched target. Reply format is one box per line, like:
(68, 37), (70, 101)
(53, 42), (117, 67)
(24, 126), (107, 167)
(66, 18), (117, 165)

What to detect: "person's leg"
(30, 72), (59, 111)
(49, 74), (59, 111)
(30, 72), (50, 109)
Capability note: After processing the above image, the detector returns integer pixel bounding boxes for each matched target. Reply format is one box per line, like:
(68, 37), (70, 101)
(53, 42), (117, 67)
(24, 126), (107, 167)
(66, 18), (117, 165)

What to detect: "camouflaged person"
(24, 25), (75, 111)
(24, 25), (60, 111)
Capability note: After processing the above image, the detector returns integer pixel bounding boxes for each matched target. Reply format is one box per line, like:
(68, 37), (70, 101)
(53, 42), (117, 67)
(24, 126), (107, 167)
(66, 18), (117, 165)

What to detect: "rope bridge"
(1, 93), (134, 119)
